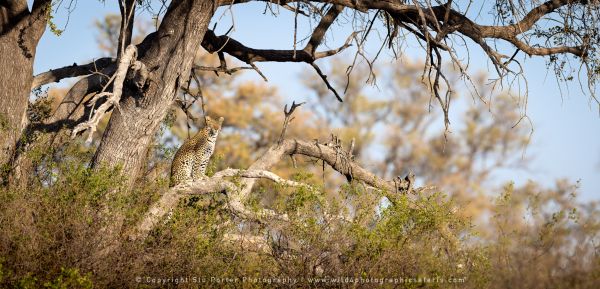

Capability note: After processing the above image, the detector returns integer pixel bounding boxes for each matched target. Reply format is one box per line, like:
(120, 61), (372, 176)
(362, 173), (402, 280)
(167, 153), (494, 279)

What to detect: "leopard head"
(204, 115), (224, 138)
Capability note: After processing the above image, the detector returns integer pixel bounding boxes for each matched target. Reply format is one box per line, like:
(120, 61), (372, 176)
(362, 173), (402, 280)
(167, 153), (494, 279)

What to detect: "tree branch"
(201, 28), (354, 63)
(215, 168), (312, 189)
(31, 70), (114, 135)
(31, 58), (116, 89)
(129, 169), (303, 241)
(201, 10), (358, 101)
(304, 4), (344, 56)
(117, 0), (136, 59)
(71, 45), (140, 142)
(221, 0), (589, 59)
(278, 101), (305, 144)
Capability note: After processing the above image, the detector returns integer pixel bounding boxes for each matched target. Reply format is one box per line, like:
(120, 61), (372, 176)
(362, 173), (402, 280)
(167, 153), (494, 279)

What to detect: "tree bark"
(0, 0), (49, 182)
(87, 0), (216, 263)
(91, 0), (215, 188)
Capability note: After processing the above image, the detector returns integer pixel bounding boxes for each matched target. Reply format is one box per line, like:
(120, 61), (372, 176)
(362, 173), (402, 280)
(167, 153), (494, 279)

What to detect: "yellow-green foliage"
(44, 3), (63, 37)
(1, 123), (598, 289)
(43, 268), (93, 289)
(0, 156), (125, 287)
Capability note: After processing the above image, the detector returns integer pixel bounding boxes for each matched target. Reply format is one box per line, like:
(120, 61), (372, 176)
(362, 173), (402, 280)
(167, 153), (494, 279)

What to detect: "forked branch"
(71, 45), (143, 142)
(201, 5), (359, 101)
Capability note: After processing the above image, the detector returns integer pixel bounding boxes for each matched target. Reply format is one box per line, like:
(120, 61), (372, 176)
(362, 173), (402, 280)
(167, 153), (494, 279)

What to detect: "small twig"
(293, 3), (298, 60)
(503, 48), (520, 66)
(218, 51), (227, 68)
(191, 68), (207, 116)
(313, 31), (359, 60)
(278, 101), (305, 145)
(349, 138), (355, 160)
(290, 155), (298, 168)
(282, 4), (309, 16)
(249, 63), (268, 82)
(194, 65), (254, 75)
(178, 87), (201, 125)
(311, 63), (343, 102)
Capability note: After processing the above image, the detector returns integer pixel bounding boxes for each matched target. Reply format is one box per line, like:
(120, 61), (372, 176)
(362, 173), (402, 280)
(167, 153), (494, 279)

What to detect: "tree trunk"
(88, 0), (215, 263)
(91, 0), (215, 189)
(0, 1), (48, 183)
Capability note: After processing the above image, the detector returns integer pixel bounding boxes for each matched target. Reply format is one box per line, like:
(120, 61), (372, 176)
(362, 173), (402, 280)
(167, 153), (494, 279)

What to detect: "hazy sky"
(30, 1), (599, 201)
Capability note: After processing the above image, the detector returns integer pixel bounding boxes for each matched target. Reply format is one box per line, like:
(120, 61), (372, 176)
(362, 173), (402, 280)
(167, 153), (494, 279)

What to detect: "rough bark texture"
(10, 64), (116, 188)
(91, 0), (215, 188)
(0, 0), (49, 179)
(88, 0), (216, 263)
(31, 57), (115, 89)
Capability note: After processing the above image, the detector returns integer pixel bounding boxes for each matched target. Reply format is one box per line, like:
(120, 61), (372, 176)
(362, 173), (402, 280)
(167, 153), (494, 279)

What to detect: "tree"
(3, 0), (598, 187)
(1, 0), (599, 284)
(0, 0), (51, 175)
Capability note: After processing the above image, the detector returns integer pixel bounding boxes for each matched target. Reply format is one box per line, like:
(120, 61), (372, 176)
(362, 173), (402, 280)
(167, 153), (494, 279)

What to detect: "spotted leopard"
(169, 116), (224, 187)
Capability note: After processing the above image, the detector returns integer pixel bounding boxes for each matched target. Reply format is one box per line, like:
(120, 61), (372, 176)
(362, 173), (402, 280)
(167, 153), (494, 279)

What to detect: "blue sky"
(31, 1), (599, 201)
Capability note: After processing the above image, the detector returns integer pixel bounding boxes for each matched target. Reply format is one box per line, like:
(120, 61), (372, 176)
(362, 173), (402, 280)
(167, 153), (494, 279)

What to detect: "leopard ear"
(218, 116), (224, 125)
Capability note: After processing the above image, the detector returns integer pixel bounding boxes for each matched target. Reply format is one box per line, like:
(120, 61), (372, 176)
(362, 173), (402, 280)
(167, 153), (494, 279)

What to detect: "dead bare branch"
(278, 101), (305, 145)
(71, 45), (140, 142)
(129, 168), (304, 241)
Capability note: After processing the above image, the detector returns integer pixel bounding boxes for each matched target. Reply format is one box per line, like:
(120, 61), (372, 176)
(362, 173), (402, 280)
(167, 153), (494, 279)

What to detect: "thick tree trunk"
(91, 0), (215, 188)
(0, 1), (48, 183)
(88, 0), (216, 263)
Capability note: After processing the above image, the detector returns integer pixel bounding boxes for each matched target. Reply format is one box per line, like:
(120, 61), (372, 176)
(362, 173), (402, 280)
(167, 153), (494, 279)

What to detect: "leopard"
(169, 115), (224, 187)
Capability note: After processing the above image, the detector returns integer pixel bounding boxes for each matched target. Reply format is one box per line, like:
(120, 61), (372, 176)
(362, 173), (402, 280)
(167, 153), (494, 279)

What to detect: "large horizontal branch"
(129, 135), (400, 242)
(201, 29), (354, 63)
(219, 0), (588, 58)
(214, 168), (312, 189)
(228, 138), (400, 210)
(31, 58), (115, 89)
(201, 26), (355, 101)
(129, 169), (299, 241)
